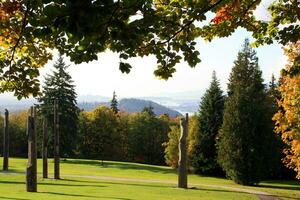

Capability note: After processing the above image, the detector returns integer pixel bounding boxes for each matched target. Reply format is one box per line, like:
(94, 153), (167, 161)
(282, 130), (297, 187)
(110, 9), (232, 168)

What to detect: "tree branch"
(141, 0), (226, 49)
(9, 0), (31, 69)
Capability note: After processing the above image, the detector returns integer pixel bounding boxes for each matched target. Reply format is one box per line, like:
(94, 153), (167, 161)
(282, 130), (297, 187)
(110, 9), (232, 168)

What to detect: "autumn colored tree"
(77, 106), (124, 160)
(164, 115), (198, 168)
(0, 110), (27, 157)
(273, 41), (300, 179)
(164, 125), (180, 168)
(1, 0), (279, 98)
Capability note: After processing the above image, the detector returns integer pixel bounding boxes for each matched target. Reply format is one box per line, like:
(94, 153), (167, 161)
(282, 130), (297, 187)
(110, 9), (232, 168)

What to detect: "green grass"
(0, 158), (299, 200)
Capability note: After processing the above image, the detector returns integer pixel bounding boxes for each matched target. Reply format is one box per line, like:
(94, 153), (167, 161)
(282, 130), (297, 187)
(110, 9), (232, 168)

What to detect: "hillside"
(79, 98), (182, 117)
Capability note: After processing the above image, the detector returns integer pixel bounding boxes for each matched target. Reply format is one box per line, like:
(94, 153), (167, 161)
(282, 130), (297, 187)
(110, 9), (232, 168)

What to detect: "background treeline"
(0, 105), (172, 166)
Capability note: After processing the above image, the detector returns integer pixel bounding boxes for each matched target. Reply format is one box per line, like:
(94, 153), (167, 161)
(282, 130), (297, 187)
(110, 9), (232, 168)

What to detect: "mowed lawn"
(0, 158), (299, 200)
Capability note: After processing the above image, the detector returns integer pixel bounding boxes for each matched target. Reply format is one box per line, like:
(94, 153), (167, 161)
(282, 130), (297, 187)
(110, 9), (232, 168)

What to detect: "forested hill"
(79, 98), (182, 117)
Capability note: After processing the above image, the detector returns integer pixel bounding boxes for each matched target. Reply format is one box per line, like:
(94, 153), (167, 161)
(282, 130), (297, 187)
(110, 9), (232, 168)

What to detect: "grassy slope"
(0, 158), (299, 200)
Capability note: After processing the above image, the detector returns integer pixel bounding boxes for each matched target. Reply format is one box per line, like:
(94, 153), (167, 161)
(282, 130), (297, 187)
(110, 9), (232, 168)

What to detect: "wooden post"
(54, 100), (60, 179)
(178, 113), (188, 189)
(3, 109), (9, 171)
(42, 117), (48, 178)
(26, 106), (37, 192)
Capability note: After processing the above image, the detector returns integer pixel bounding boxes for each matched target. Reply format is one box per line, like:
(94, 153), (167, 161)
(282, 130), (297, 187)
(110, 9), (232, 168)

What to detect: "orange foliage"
(0, 0), (23, 47)
(211, 5), (232, 24)
(273, 41), (300, 179)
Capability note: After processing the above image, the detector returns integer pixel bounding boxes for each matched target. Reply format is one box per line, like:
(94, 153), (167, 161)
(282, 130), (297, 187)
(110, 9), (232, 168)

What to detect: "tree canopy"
(1, 0), (299, 98)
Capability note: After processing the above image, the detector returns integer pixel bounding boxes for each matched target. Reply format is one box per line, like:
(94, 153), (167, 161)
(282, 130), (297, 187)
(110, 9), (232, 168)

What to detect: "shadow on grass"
(62, 178), (174, 188)
(261, 180), (300, 186)
(0, 169), (23, 174)
(39, 192), (133, 200)
(189, 187), (295, 200)
(0, 196), (30, 200)
(258, 182), (300, 191)
(0, 180), (106, 188)
(61, 159), (176, 174)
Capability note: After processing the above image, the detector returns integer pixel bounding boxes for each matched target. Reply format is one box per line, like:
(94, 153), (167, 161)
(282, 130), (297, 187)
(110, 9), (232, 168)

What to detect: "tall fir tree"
(39, 55), (79, 157)
(190, 71), (225, 175)
(110, 91), (119, 114)
(217, 39), (275, 185)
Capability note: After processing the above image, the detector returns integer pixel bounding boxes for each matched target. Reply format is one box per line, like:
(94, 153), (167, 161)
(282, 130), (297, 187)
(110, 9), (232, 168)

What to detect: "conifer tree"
(217, 39), (274, 185)
(190, 71), (224, 175)
(110, 91), (119, 114)
(39, 55), (79, 157)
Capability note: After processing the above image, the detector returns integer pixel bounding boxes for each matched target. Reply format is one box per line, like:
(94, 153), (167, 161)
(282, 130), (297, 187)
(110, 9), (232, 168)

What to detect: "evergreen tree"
(39, 55), (79, 157)
(217, 39), (274, 185)
(190, 71), (225, 175)
(110, 91), (119, 114)
(142, 105), (155, 116)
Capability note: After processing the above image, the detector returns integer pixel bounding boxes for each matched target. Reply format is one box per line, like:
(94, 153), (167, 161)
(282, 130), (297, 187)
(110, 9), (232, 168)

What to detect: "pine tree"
(39, 55), (79, 157)
(110, 91), (119, 114)
(190, 71), (225, 175)
(217, 39), (274, 185)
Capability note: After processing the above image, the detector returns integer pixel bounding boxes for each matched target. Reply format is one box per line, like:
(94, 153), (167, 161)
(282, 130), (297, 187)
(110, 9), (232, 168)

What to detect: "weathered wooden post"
(178, 113), (188, 189)
(3, 109), (9, 171)
(26, 106), (37, 192)
(54, 100), (60, 179)
(42, 117), (48, 178)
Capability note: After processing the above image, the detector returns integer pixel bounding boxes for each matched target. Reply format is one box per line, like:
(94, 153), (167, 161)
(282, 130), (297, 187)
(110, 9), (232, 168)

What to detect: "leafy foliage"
(38, 55), (79, 157)
(253, 0), (300, 46)
(128, 107), (169, 165)
(163, 123), (180, 168)
(190, 71), (224, 175)
(273, 41), (300, 179)
(0, 0), (51, 98)
(1, 0), (278, 98)
(77, 106), (123, 160)
(217, 39), (276, 185)
(164, 115), (198, 169)
(0, 110), (27, 157)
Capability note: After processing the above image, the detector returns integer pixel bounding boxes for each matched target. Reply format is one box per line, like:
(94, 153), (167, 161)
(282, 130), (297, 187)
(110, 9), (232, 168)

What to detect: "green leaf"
(119, 62), (132, 74)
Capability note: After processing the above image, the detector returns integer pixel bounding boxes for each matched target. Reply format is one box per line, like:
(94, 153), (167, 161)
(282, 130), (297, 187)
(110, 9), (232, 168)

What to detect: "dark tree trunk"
(3, 109), (9, 171)
(42, 117), (48, 178)
(54, 100), (60, 179)
(178, 113), (188, 189)
(26, 106), (37, 192)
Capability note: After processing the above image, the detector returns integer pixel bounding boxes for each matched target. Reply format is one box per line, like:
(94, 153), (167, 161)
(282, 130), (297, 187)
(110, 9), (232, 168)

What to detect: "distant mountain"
(0, 93), (200, 115)
(78, 98), (182, 117)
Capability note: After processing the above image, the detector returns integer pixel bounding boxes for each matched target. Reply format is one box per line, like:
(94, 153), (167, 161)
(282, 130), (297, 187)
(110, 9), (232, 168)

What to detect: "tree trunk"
(54, 100), (60, 179)
(26, 106), (37, 192)
(42, 117), (48, 178)
(178, 113), (188, 189)
(3, 109), (9, 171)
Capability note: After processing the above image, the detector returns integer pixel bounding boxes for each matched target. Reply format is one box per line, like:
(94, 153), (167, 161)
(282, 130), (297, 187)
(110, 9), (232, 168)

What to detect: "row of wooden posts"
(2, 101), (60, 192)
(2, 104), (189, 191)
(26, 101), (60, 192)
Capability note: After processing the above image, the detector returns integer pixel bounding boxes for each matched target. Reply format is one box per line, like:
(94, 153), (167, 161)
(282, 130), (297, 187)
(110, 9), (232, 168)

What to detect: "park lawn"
(0, 158), (299, 200)
(0, 174), (258, 200)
